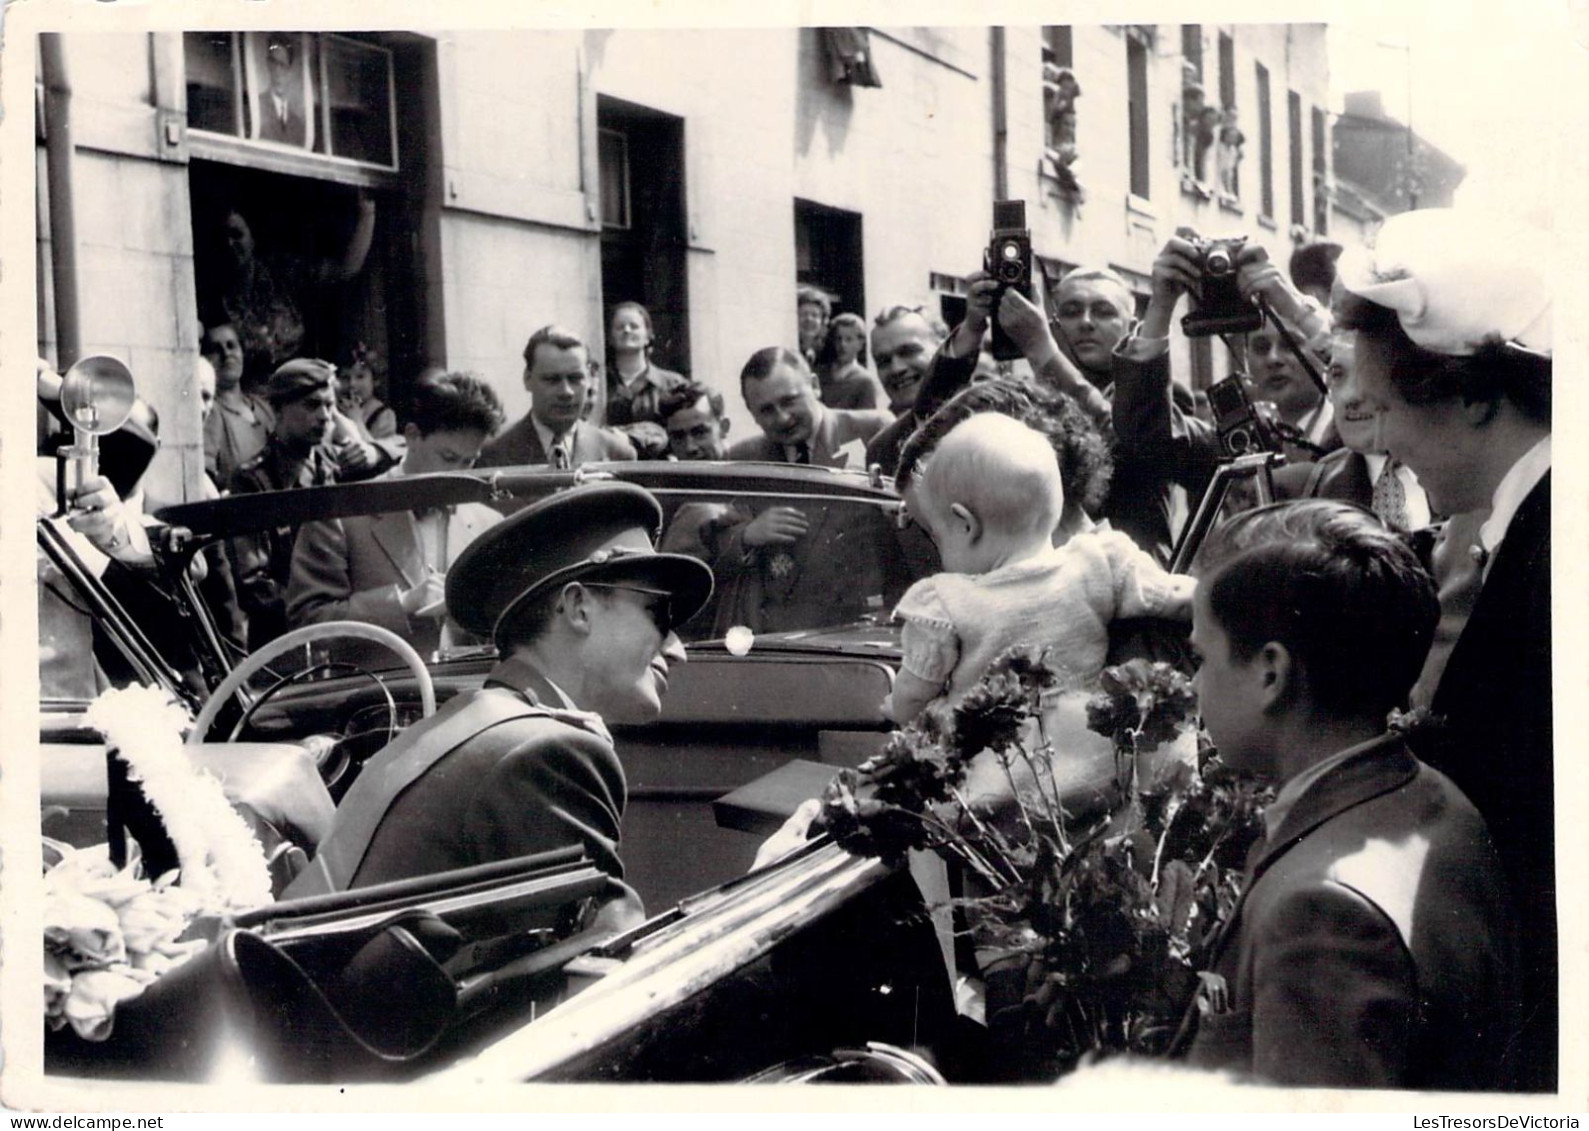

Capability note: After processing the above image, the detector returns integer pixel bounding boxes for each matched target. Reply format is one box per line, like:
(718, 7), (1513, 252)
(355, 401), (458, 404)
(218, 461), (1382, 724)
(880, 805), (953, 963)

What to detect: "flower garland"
(83, 684), (272, 912)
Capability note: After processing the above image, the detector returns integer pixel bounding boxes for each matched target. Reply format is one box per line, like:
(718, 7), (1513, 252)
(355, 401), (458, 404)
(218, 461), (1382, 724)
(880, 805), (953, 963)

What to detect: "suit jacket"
(727, 405), (892, 468)
(285, 496), (503, 664)
(259, 96), (306, 145)
(662, 494), (901, 637)
(1271, 447), (1373, 509)
(1417, 472), (1553, 1090)
(475, 415), (637, 469)
(308, 655), (631, 894)
(1186, 737), (1519, 1090)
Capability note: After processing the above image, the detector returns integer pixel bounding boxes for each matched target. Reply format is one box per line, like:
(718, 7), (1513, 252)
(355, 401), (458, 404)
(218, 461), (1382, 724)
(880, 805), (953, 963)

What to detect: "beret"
(263, 358), (337, 403)
(1336, 208), (1551, 357)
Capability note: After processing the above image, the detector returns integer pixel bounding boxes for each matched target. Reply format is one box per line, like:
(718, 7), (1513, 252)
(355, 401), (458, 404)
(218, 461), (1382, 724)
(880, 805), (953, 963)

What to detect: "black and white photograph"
(2, 0), (1584, 1115)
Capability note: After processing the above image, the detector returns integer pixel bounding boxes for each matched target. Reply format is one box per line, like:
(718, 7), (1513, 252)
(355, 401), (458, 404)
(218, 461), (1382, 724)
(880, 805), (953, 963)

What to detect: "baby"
(884, 413), (1195, 724)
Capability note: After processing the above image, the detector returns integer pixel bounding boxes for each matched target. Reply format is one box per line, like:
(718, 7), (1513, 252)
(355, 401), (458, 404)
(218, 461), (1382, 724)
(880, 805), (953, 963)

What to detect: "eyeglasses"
(583, 583), (674, 637)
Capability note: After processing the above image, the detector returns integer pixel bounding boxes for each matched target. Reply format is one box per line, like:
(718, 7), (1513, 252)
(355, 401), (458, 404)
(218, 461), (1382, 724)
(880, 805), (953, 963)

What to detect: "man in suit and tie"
(259, 35), (307, 146)
(287, 372), (507, 666)
(1181, 500), (1518, 1090)
(714, 348), (893, 633)
(1335, 208), (1554, 1090)
(727, 346), (891, 467)
(476, 325), (637, 469)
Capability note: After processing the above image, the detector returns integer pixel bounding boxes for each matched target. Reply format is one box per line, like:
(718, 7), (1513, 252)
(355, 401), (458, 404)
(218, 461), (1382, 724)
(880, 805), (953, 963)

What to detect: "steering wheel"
(187, 621), (437, 747)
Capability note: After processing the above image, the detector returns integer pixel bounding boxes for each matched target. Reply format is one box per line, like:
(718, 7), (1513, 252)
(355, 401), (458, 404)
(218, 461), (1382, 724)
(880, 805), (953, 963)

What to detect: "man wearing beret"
(1336, 208), (1553, 1091)
(227, 358), (399, 650)
(284, 483), (712, 930)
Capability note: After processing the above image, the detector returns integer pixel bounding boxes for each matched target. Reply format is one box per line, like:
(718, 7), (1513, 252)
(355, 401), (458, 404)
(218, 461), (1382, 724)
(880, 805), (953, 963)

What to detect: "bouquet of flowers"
(44, 685), (273, 1041)
(821, 649), (1271, 1080)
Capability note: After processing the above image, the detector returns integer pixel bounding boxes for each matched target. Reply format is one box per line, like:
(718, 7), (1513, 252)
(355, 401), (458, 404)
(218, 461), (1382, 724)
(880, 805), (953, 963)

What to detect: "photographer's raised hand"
(1139, 232), (1205, 339)
(1235, 243), (1328, 343)
(946, 269), (999, 359)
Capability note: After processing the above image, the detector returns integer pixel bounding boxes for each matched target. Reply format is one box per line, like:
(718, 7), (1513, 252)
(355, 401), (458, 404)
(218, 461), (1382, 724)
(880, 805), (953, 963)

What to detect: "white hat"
(1336, 209), (1551, 357)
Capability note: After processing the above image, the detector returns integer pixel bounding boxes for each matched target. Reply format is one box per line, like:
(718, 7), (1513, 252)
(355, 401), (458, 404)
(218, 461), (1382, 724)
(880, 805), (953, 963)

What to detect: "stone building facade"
(26, 22), (1355, 503)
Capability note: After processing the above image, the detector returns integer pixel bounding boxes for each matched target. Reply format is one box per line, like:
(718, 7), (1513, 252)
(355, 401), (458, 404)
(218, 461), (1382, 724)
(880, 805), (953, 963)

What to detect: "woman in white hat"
(1335, 207), (1553, 1092)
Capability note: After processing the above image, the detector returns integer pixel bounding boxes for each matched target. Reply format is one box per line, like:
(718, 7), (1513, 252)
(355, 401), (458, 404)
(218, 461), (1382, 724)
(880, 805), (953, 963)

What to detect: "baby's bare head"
(919, 413), (1065, 541)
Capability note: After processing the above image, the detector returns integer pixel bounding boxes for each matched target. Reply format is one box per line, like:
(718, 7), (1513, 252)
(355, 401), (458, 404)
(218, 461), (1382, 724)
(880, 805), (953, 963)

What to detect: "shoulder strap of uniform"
(285, 688), (554, 898)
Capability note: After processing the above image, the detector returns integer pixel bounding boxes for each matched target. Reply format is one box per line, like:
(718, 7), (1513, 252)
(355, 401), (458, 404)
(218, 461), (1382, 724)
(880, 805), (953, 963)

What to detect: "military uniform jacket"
(227, 440), (341, 649)
(286, 655), (629, 897)
(1185, 736), (1519, 1090)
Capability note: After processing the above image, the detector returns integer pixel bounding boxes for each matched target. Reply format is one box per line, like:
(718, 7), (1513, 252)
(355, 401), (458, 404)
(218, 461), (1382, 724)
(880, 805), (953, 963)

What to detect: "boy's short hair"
(406, 371), (505, 438)
(658, 379), (724, 423)
(917, 413), (1064, 540)
(1193, 500), (1438, 720)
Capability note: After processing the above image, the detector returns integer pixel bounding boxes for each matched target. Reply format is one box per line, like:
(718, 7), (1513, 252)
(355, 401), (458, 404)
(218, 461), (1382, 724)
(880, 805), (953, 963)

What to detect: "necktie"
(551, 441), (571, 471)
(1372, 460), (1410, 532)
(793, 442), (812, 465)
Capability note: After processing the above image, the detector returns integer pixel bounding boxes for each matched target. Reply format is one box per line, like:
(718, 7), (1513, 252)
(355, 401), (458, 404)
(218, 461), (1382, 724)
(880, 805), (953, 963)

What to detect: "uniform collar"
(485, 653), (612, 743)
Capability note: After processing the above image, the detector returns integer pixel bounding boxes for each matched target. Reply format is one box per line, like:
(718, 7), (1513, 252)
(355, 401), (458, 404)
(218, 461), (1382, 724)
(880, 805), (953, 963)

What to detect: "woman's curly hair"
(896, 376), (1113, 517)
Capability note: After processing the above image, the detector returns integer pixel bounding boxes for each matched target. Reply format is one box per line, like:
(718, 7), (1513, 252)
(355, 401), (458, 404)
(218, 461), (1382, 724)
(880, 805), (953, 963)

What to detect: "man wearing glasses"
(284, 483), (712, 931)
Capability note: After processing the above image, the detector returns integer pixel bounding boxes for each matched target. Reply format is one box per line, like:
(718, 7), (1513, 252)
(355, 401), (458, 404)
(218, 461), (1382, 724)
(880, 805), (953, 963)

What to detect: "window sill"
(1126, 193), (1157, 220)
(1217, 193), (1244, 216)
(1257, 213), (1278, 231)
(1179, 172), (1216, 202)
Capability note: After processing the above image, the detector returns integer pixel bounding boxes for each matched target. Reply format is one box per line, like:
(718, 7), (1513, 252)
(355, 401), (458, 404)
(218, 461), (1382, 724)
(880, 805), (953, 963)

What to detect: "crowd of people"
(38, 202), (1554, 1092)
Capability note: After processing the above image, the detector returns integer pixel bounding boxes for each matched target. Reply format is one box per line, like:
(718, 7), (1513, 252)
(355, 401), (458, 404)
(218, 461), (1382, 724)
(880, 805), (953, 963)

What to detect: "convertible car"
(37, 446), (1258, 1086)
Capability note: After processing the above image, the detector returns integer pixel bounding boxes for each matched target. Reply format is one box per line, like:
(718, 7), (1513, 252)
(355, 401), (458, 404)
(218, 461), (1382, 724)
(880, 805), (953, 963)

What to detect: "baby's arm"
(1102, 531), (1198, 620)
(883, 669), (945, 726)
(883, 580), (960, 725)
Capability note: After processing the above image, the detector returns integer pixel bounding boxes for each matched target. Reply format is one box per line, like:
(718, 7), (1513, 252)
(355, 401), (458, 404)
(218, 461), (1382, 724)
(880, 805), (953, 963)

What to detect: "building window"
(1181, 25), (1203, 79)
(1256, 62), (1273, 218)
(598, 128), (630, 229)
(1042, 26), (1082, 201)
(1288, 89), (1304, 229)
(1127, 34), (1150, 199)
(1311, 104), (1329, 234)
(794, 199), (865, 322)
(1180, 25), (1216, 184)
(1044, 26), (1073, 68)
(1218, 32), (1235, 111)
(183, 31), (397, 169)
(598, 98), (691, 379)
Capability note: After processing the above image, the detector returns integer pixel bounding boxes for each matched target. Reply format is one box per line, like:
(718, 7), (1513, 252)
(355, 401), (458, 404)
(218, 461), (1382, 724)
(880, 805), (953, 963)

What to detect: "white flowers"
(44, 684), (276, 1041)
(43, 841), (208, 1041)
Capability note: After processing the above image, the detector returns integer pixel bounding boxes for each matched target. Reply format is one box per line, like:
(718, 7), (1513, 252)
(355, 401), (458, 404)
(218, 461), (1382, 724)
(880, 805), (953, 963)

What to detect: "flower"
(831, 652), (1273, 1079)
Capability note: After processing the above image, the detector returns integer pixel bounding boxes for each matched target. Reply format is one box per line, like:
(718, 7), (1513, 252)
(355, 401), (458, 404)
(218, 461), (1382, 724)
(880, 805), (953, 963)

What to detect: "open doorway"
(794, 199), (865, 319)
(597, 96), (691, 378)
(189, 162), (394, 395)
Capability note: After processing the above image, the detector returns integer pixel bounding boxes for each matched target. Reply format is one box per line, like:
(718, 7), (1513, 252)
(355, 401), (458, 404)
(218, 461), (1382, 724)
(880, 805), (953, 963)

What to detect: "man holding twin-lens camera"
(1110, 230), (1340, 525)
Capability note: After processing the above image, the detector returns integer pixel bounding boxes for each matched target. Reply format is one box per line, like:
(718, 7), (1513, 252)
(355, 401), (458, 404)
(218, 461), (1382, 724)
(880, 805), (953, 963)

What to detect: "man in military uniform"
(283, 483), (712, 931)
